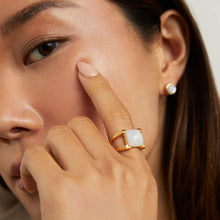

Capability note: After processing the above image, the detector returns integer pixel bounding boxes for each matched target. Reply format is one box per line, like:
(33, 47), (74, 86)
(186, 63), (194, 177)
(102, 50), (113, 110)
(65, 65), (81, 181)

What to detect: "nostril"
(10, 127), (29, 134)
(0, 127), (30, 141)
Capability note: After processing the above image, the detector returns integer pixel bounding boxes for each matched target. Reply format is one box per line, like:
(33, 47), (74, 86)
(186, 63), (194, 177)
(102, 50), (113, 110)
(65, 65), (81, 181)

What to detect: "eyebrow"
(1, 1), (78, 36)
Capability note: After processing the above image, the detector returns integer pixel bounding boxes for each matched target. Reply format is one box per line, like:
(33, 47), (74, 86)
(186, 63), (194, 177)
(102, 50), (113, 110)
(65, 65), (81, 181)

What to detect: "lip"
(18, 177), (25, 190)
(10, 160), (21, 178)
(9, 159), (28, 191)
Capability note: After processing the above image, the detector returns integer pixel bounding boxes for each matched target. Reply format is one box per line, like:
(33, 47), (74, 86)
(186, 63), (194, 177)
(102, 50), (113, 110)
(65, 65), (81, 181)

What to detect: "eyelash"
(24, 37), (67, 65)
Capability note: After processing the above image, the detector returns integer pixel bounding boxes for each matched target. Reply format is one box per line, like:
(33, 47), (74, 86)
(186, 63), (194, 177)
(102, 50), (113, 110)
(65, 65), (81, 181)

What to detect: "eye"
(24, 40), (62, 65)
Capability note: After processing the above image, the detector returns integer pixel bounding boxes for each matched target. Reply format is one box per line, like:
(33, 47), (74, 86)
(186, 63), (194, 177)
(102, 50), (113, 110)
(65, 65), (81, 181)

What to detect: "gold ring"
(110, 128), (146, 152)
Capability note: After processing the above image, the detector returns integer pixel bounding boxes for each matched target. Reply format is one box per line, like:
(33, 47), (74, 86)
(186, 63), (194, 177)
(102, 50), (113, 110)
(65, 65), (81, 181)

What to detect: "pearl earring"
(165, 83), (177, 95)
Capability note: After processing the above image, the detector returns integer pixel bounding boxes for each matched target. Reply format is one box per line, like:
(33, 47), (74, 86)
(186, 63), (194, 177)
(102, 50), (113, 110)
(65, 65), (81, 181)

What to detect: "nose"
(0, 82), (43, 141)
(0, 106), (43, 140)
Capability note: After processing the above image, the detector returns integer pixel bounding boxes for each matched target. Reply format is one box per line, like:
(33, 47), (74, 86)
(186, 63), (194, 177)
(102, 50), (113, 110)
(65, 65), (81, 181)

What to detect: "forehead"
(0, 0), (125, 37)
(0, 0), (116, 22)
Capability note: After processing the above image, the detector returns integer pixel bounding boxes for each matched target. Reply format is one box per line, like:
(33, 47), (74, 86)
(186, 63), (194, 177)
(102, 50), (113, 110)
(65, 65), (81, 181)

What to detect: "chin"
(22, 195), (41, 220)
(12, 188), (41, 220)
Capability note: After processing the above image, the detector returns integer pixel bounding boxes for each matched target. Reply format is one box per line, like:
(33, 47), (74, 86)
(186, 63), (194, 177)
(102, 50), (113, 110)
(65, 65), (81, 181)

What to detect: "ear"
(158, 10), (190, 95)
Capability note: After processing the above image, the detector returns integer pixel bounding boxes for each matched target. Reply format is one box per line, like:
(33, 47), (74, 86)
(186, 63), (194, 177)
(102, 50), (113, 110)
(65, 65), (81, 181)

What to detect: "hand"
(20, 62), (158, 220)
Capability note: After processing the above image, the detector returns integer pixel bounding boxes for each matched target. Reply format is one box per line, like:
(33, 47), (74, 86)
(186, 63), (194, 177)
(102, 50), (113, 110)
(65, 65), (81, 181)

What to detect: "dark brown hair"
(106, 0), (220, 219)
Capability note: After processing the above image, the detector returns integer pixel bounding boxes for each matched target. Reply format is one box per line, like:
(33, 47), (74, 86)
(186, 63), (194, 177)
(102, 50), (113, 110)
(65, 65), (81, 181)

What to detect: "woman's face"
(0, 0), (163, 217)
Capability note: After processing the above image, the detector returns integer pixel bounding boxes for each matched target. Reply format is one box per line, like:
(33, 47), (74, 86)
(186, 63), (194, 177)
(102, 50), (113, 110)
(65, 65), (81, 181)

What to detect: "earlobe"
(159, 9), (190, 95)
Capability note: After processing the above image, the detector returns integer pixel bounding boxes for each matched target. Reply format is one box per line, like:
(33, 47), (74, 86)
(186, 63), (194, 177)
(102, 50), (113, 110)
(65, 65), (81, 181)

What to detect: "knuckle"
(108, 104), (131, 122)
(47, 125), (71, 139)
(87, 169), (103, 184)
(68, 116), (93, 127)
(120, 161), (150, 185)
(56, 175), (73, 190)
(45, 125), (73, 146)
(49, 174), (76, 196)
(113, 164), (140, 185)
(23, 145), (43, 161)
(111, 162), (129, 180)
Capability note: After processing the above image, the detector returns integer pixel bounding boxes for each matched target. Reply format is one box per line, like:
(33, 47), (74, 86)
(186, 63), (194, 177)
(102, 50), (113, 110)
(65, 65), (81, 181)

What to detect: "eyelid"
(23, 36), (69, 62)
(23, 35), (69, 52)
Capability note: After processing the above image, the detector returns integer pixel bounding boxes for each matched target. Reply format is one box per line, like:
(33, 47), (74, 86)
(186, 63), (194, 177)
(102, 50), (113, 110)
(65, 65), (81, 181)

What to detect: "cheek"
(24, 57), (96, 127)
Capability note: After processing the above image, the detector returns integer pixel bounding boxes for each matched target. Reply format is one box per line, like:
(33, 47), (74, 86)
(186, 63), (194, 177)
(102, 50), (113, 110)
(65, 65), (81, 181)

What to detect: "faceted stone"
(125, 129), (144, 146)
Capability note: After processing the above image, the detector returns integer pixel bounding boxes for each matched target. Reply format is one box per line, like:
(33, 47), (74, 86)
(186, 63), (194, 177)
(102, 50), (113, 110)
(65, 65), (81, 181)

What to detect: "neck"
(145, 96), (171, 220)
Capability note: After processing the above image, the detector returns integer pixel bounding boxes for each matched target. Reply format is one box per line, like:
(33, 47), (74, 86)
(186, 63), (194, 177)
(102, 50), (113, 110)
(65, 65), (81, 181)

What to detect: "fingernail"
(77, 62), (99, 78)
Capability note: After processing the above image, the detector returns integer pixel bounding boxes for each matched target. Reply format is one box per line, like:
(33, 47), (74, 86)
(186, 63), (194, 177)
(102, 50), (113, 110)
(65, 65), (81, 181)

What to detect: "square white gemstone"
(125, 129), (144, 146)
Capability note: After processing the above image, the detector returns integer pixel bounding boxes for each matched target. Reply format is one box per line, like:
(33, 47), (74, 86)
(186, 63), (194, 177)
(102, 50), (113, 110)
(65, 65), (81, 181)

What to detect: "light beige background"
(185, 0), (220, 93)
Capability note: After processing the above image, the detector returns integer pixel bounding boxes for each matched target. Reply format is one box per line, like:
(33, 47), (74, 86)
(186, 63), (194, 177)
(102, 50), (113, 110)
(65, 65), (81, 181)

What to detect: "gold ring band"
(110, 128), (146, 152)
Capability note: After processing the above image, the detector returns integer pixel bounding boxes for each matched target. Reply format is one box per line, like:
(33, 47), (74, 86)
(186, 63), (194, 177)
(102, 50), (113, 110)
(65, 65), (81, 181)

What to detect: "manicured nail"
(77, 62), (99, 78)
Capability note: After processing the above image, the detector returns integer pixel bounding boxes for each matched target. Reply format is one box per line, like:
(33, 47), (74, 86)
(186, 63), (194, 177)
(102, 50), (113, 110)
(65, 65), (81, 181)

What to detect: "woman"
(0, 0), (219, 219)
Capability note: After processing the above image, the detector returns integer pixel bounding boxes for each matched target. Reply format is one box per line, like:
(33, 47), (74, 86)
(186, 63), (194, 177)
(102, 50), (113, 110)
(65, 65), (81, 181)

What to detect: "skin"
(0, 0), (189, 219)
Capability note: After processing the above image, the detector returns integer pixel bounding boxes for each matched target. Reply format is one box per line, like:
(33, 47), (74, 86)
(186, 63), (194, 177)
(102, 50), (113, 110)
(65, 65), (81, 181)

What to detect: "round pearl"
(166, 84), (177, 95)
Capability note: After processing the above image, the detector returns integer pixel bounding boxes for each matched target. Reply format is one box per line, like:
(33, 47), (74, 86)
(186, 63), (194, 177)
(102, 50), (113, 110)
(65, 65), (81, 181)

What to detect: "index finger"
(77, 62), (146, 158)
